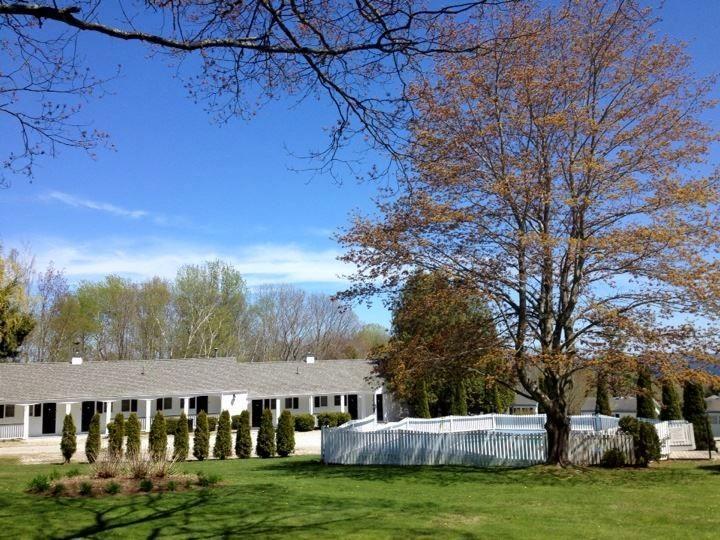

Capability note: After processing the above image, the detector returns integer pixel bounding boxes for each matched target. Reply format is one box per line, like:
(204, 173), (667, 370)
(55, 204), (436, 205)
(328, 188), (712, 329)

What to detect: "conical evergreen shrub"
(213, 410), (232, 459)
(108, 413), (125, 458)
(256, 408), (276, 458)
(174, 411), (190, 461)
(85, 413), (101, 463)
(450, 380), (468, 416)
(193, 410), (210, 461)
(412, 382), (431, 418)
(660, 381), (682, 421)
(595, 372), (612, 416)
(636, 367), (657, 419)
(235, 410), (252, 458)
(125, 413), (141, 459)
(683, 381), (717, 451)
(60, 413), (77, 464)
(276, 410), (295, 457)
(149, 412), (167, 461)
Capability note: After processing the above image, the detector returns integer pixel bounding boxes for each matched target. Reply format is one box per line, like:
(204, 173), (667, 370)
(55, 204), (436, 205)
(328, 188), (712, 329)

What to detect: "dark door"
(196, 395), (209, 414)
(42, 402), (57, 435)
(376, 394), (384, 422)
(81, 401), (95, 432)
(347, 394), (358, 420)
(251, 400), (263, 427)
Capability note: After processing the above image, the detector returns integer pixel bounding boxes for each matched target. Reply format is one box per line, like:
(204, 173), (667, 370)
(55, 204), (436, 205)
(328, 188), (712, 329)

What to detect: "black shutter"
(156, 397), (163, 411)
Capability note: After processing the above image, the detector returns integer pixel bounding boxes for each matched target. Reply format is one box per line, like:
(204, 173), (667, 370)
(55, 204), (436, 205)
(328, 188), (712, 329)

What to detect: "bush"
(108, 413), (125, 459)
(92, 452), (125, 479)
(60, 413), (77, 464)
(599, 448), (626, 468)
(231, 415), (243, 431)
(165, 417), (179, 436)
(174, 411), (190, 461)
(294, 413), (316, 431)
(683, 381), (718, 451)
(619, 416), (661, 467)
(49, 468), (61, 481)
(51, 482), (66, 496)
(79, 482), (93, 496)
(276, 410), (295, 457)
(235, 410), (252, 459)
(256, 408), (276, 458)
(213, 410), (233, 460)
(149, 412), (168, 462)
(85, 413), (101, 463)
(193, 411), (210, 461)
(66, 467), (81, 478)
(104, 481), (121, 495)
(126, 413), (141, 459)
(27, 474), (50, 493)
(167, 480), (177, 492)
(207, 416), (218, 431)
(196, 471), (221, 487)
(139, 478), (153, 492)
(128, 454), (151, 479)
(315, 412), (352, 428)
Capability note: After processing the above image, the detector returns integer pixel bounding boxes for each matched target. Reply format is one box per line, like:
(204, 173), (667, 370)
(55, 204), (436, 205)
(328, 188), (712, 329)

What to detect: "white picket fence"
(0, 424), (25, 440)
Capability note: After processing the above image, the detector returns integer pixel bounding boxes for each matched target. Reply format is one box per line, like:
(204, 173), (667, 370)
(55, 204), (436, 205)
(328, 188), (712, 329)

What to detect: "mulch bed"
(41, 473), (212, 498)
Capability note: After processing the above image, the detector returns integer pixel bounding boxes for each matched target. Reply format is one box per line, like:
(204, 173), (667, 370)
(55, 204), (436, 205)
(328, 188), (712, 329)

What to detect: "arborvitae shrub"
(165, 418), (179, 436)
(85, 413), (101, 463)
(235, 410), (252, 459)
(636, 367), (657, 419)
(108, 413), (125, 459)
(231, 415), (243, 431)
(256, 408), (276, 458)
(60, 414), (77, 464)
(213, 410), (233, 459)
(683, 381), (717, 451)
(595, 373), (613, 416)
(450, 380), (468, 416)
(174, 411), (190, 461)
(619, 416), (661, 467)
(125, 413), (141, 459)
(276, 410), (295, 457)
(207, 416), (218, 431)
(149, 412), (168, 461)
(413, 382), (431, 418)
(193, 411), (210, 461)
(294, 413), (315, 431)
(660, 381), (682, 421)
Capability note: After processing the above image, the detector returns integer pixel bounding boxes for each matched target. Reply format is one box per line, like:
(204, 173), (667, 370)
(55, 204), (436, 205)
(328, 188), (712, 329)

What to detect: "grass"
(0, 457), (717, 539)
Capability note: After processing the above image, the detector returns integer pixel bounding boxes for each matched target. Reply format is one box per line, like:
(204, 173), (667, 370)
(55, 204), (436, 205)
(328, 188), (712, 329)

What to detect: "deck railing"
(0, 424), (25, 440)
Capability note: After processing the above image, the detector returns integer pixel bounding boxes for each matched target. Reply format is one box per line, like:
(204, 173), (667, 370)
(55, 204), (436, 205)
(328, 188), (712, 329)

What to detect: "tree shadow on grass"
(696, 463), (720, 475)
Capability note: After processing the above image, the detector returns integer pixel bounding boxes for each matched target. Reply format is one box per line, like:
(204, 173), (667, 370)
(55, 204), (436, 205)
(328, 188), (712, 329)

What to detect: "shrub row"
(315, 412), (351, 428)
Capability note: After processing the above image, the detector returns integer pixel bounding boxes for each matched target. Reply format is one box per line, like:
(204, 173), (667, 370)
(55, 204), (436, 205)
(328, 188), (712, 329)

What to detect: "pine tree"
(193, 410), (210, 461)
(595, 372), (612, 416)
(108, 413), (125, 458)
(636, 367), (657, 419)
(660, 381), (682, 421)
(276, 410), (295, 457)
(412, 382), (431, 418)
(85, 413), (101, 463)
(125, 413), (141, 459)
(213, 410), (232, 459)
(149, 412), (167, 461)
(235, 410), (252, 458)
(683, 381), (717, 451)
(60, 413), (77, 464)
(174, 411), (190, 461)
(256, 408), (276, 458)
(450, 380), (468, 416)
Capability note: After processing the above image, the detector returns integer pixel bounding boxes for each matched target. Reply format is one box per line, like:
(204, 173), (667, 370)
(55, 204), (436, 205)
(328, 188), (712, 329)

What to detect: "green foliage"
(79, 482), (93, 496)
(60, 413), (77, 464)
(0, 251), (35, 359)
(636, 368), (657, 419)
(595, 373), (613, 416)
(450, 381), (468, 416)
(599, 448), (626, 468)
(104, 481), (121, 495)
(235, 410), (252, 459)
(85, 413), (101, 463)
(108, 413), (125, 459)
(196, 471), (221, 487)
(149, 412), (168, 461)
(256, 408), (276, 458)
(660, 381), (682, 421)
(49, 468), (61, 481)
(139, 479), (153, 492)
(51, 482), (66, 497)
(173, 411), (190, 461)
(66, 468), (81, 478)
(165, 417), (179, 435)
(683, 381), (717, 451)
(231, 415), (243, 431)
(167, 480), (177, 492)
(213, 410), (233, 459)
(315, 412), (351, 428)
(276, 410), (295, 457)
(294, 413), (316, 431)
(125, 413), (141, 459)
(619, 417), (661, 467)
(27, 474), (50, 493)
(193, 410), (210, 461)
(410, 381), (431, 418)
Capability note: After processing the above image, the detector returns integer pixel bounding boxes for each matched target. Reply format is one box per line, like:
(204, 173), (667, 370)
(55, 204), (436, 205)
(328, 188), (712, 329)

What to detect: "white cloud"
(44, 191), (149, 220)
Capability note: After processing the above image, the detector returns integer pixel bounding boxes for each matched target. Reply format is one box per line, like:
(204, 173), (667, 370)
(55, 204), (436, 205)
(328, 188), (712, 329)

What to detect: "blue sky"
(1, 1), (719, 328)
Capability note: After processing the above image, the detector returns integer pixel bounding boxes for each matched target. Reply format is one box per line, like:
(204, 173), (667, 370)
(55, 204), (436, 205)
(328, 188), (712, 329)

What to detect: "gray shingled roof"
(0, 357), (379, 404)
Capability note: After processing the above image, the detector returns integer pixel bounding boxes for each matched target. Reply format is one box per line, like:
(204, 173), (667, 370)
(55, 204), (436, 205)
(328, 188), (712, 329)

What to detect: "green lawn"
(0, 457), (717, 539)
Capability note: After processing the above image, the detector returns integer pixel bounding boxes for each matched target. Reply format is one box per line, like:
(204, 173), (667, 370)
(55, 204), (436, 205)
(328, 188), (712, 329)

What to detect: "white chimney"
(70, 356), (83, 365)
(304, 354), (315, 364)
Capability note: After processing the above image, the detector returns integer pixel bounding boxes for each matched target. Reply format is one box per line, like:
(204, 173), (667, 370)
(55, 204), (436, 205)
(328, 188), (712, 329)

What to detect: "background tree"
(174, 411), (190, 461)
(149, 412), (168, 461)
(340, 0), (720, 464)
(660, 381), (683, 421)
(595, 373), (613, 416)
(235, 410), (253, 459)
(108, 413), (125, 458)
(0, 249), (35, 359)
(85, 413), (101, 463)
(60, 414), (77, 464)
(125, 413), (141, 459)
(193, 411), (210, 461)
(213, 410), (232, 460)
(683, 381), (717, 451)
(276, 410), (295, 457)
(636, 368), (657, 419)
(256, 409), (276, 458)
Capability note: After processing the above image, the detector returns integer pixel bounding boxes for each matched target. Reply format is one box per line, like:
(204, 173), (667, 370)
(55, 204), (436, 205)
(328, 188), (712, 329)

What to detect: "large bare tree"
(339, 0), (720, 464)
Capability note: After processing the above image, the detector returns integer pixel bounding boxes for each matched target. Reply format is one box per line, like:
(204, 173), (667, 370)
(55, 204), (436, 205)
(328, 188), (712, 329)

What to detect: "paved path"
(668, 449), (720, 460)
(0, 429), (322, 464)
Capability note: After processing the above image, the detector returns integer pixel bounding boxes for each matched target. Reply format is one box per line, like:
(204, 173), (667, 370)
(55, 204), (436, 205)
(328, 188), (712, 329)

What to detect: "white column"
(182, 397), (190, 416)
(64, 402), (72, 416)
(22, 404), (30, 440)
(308, 395), (314, 415)
(144, 399), (153, 432)
(103, 400), (113, 434)
(273, 398), (281, 425)
(339, 395), (346, 414)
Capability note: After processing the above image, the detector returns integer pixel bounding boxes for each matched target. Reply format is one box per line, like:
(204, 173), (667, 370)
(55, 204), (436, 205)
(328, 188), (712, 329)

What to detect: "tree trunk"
(545, 409), (571, 466)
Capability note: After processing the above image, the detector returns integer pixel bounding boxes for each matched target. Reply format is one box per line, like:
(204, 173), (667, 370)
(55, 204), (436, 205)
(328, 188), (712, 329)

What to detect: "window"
(0, 406), (4, 419)
(0, 405), (16, 418)
(285, 397), (299, 409)
(189, 397), (196, 410)
(34, 403), (42, 416)
(96, 402), (107, 414)
(180, 398), (185, 409)
(156, 397), (173, 411)
(334, 395), (342, 406)
(314, 396), (328, 408)
(263, 399), (277, 410)
(131, 400), (137, 412)
(122, 400), (130, 412)
(164, 397), (172, 410)
(156, 397), (163, 411)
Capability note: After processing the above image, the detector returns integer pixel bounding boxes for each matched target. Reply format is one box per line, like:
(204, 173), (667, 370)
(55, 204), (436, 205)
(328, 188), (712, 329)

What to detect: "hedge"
(294, 413), (316, 431)
(315, 412), (351, 428)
